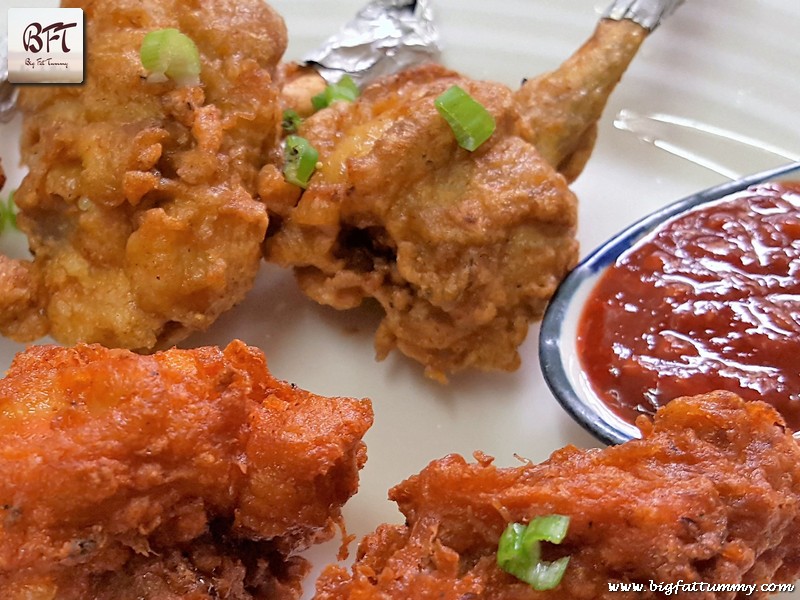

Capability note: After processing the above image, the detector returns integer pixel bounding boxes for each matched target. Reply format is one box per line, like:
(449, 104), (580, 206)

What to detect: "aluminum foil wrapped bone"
(303, 0), (441, 87)
(603, 0), (685, 31)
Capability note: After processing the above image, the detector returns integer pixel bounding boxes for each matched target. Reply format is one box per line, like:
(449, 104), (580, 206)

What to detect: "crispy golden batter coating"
(10, 0), (287, 349)
(0, 341), (373, 599)
(264, 18), (649, 381)
(265, 64), (579, 381)
(315, 392), (800, 599)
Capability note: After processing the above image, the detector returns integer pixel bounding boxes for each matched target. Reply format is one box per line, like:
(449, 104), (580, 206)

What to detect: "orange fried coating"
(0, 341), (373, 599)
(315, 392), (800, 599)
(263, 19), (649, 381)
(8, 0), (287, 349)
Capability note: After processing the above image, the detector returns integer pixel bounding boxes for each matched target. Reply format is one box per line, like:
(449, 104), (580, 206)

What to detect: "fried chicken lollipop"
(264, 14), (662, 381)
(0, 341), (373, 599)
(4, 0), (287, 349)
(315, 392), (800, 599)
(0, 162), (42, 342)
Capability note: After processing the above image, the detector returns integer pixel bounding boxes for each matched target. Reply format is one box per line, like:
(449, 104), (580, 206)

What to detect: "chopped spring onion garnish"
(283, 135), (319, 189)
(282, 109), (303, 134)
(434, 85), (496, 152)
(311, 75), (360, 111)
(0, 190), (17, 234)
(140, 28), (201, 86)
(497, 515), (570, 591)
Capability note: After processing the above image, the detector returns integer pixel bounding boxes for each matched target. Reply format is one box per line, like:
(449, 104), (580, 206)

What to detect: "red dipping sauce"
(577, 182), (800, 428)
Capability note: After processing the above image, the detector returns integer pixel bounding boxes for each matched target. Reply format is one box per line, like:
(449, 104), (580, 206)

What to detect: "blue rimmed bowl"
(539, 161), (800, 446)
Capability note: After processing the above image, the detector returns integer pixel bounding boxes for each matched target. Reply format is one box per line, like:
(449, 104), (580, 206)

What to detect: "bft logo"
(8, 8), (84, 84)
(22, 21), (78, 54)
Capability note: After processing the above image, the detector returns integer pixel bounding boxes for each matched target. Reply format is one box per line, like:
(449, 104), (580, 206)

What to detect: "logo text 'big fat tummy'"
(8, 8), (84, 84)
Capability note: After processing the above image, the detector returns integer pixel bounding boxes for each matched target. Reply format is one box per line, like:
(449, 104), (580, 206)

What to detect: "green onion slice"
(434, 85), (496, 152)
(311, 75), (360, 111)
(525, 513), (570, 544)
(0, 190), (16, 234)
(497, 515), (570, 591)
(140, 28), (201, 86)
(283, 135), (319, 189)
(282, 109), (303, 134)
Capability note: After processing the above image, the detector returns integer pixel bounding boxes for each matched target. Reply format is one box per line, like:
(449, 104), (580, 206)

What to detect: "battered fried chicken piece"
(0, 165), (38, 339)
(315, 392), (800, 599)
(7, 0), (287, 349)
(263, 19), (649, 381)
(0, 341), (373, 599)
(0, 148), (43, 339)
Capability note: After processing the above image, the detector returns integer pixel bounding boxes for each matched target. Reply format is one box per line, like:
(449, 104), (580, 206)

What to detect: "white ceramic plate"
(1, 0), (799, 597)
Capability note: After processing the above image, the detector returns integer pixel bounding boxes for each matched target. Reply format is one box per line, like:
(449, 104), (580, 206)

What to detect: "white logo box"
(7, 7), (83, 84)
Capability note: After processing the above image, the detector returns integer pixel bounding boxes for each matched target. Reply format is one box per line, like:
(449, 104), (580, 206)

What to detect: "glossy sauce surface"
(578, 182), (800, 428)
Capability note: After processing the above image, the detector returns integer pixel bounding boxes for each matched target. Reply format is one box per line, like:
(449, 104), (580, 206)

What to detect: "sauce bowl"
(539, 161), (800, 446)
